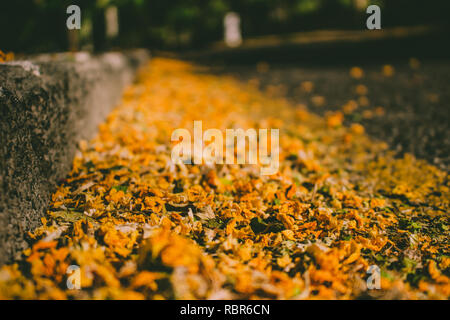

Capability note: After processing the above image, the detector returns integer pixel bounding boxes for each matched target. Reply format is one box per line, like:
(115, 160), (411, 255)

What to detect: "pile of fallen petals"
(0, 50), (14, 63)
(0, 58), (448, 299)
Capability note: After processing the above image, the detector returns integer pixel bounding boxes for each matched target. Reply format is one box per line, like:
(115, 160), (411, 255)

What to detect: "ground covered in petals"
(0, 58), (448, 299)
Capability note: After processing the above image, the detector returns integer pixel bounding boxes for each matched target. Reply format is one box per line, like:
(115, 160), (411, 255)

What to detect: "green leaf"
(342, 234), (352, 241)
(112, 185), (128, 192)
(205, 219), (222, 229)
(381, 270), (394, 281)
(410, 222), (422, 230)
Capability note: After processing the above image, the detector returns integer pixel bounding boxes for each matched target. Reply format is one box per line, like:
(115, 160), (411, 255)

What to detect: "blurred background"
(1, 0), (450, 53)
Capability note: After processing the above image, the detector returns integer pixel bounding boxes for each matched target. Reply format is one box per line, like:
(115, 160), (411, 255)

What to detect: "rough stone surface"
(0, 50), (150, 265)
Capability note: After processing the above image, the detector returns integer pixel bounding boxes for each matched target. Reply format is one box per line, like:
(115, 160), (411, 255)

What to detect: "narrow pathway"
(0, 58), (448, 299)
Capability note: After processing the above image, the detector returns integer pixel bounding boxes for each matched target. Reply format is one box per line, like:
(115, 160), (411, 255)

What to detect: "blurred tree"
(1, 0), (449, 53)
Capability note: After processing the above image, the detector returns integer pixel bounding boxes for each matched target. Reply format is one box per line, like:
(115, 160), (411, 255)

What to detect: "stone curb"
(0, 49), (150, 265)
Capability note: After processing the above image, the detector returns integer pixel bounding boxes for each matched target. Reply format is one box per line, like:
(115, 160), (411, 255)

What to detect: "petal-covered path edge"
(0, 58), (448, 299)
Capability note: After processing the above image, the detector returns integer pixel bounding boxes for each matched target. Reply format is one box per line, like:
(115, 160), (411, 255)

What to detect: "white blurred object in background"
(105, 6), (119, 39)
(224, 12), (242, 48)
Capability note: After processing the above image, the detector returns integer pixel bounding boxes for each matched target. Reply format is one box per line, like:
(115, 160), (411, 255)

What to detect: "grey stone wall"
(0, 50), (150, 265)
